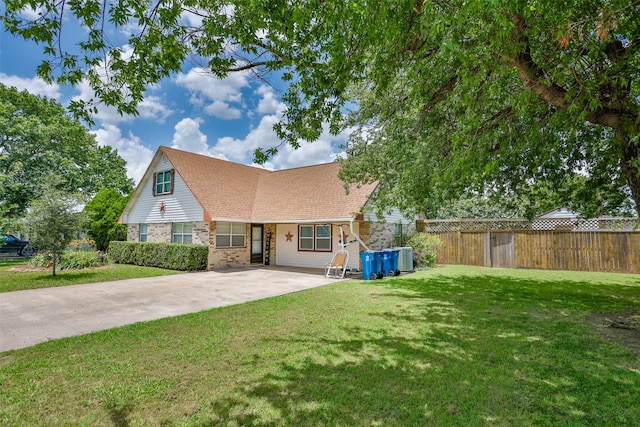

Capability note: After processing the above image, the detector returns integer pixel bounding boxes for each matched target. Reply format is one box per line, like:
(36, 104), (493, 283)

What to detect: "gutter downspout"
(349, 218), (370, 252)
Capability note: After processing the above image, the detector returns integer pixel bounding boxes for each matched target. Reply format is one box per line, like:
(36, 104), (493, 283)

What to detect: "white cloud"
(71, 80), (172, 126)
(213, 113), (351, 169)
(204, 100), (242, 119)
(175, 67), (249, 119)
(256, 85), (285, 115)
(15, 5), (44, 20)
(213, 114), (281, 162)
(137, 96), (173, 123)
(171, 118), (209, 154)
(0, 73), (61, 99)
(92, 124), (153, 184)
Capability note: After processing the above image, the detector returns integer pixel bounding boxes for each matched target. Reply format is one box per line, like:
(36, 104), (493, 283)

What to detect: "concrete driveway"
(0, 267), (344, 352)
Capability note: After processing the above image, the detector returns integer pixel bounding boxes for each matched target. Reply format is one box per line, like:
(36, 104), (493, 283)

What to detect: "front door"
(251, 224), (264, 263)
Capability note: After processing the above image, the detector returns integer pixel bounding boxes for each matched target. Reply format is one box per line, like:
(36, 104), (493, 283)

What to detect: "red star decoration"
(285, 231), (293, 242)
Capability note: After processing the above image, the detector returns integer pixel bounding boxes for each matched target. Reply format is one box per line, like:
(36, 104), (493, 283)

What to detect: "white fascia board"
(210, 217), (355, 224)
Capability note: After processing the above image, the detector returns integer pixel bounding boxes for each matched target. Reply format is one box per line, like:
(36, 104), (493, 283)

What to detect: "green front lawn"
(1, 265), (639, 425)
(0, 258), (181, 293)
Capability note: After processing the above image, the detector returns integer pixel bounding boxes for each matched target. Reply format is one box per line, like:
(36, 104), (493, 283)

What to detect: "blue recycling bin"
(360, 251), (382, 280)
(373, 251), (383, 279)
(382, 249), (401, 276)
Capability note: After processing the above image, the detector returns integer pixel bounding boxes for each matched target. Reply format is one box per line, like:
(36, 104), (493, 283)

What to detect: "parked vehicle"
(0, 234), (34, 257)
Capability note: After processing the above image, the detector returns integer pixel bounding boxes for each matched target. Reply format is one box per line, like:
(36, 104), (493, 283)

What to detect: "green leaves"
(4, 0), (639, 215)
(83, 189), (130, 251)
(0, 84), (134, 221)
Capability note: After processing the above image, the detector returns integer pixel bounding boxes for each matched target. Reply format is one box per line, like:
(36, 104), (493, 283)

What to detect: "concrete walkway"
(0, 267), (344, 352)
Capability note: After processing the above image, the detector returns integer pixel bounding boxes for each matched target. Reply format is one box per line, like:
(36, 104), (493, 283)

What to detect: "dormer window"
(153, 170), (174, 196)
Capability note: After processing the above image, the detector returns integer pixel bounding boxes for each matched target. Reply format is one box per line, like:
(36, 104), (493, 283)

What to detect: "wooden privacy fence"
(421, 219), (639, 274)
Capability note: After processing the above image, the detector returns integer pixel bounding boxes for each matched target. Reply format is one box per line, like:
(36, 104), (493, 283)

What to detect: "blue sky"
(0, 8), (350, 185)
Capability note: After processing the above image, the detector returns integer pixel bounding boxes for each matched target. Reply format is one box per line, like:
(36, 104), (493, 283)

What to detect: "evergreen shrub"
(406, 233), (442, 268)
(108, 241), (207, 271)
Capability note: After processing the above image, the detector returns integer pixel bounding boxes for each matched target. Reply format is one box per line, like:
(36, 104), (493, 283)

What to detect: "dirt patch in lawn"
(588, 312), (640, 355)
(7, 265), (111, 273)
(7, 266), (50, 272)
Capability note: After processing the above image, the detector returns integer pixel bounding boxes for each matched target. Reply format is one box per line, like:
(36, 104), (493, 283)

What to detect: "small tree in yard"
(25, 187), (81, 276)
(83, 189), (130, 251)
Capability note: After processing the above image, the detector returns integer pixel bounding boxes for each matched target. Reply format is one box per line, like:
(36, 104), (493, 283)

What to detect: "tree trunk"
(52, 252), (57, 277)
(620, 139), (640, 217)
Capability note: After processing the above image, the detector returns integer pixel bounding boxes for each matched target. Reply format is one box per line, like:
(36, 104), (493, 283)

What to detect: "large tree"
(0, 84), (134, 230)
(3, 1), (639, 216)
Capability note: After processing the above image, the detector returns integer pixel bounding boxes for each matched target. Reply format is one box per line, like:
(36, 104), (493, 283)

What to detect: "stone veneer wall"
(208, 222), (251, 269)
(127, 224), (139, 242)
(126, 222), (209, 244)
(146, 223), (173, 242)
(191, 221), (209, 245)
(366, 221), (416, 250)
(368, 222), (393, 250)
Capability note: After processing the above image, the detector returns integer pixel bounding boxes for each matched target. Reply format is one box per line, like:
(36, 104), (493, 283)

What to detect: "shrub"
(30, 251), (102, 270)
(406, 233), (442, 268)
(108, 241), (208, 271)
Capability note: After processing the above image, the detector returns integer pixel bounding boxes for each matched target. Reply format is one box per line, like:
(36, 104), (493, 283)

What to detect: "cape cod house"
(119, 146), (414, 270)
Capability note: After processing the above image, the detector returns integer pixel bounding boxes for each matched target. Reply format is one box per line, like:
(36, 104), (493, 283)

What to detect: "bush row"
(108, 241), (208, 271)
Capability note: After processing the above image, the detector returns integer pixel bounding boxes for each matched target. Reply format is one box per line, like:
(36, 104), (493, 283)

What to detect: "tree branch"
(227, 60), (280, 72)
(511, 36), (569, 110)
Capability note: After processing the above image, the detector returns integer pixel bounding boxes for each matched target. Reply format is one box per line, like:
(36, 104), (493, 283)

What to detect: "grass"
(0, 258), (181, 293)
(1, 265), (639, 425)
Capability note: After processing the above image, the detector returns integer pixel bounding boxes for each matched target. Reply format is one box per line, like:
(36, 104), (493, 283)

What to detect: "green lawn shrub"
(406, 232), (442, 268)
(30, 251), (102, 270)
(108, 241), (207, 271)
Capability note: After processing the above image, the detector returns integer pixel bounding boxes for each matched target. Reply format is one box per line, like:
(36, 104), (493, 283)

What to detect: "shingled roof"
(148, 146), (377, 222)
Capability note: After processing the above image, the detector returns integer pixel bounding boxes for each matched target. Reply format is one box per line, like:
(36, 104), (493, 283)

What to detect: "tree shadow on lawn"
(208, 334), (481, 426)
(384, 273), (640, 313)
(203, 274), (640, 426)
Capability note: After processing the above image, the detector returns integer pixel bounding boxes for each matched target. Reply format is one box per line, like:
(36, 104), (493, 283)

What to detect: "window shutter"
(169, 169), (175, 195)
(152, 172), (157, 196)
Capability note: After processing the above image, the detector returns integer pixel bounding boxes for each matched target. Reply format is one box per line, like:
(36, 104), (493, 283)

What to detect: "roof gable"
(252, 162), (376, 221)
(161, 146), (268, 220)
(131, 146), (377, 222)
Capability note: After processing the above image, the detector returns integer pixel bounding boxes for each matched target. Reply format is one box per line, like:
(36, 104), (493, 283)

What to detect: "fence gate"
(488, 232), (515, 268)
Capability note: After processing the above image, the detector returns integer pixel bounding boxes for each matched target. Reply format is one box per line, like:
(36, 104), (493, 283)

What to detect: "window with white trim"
(298, 225), (332, 252)
(139, 224), (148, 242)
(154, 170), (174, 195)
(216, 222), (246, 248)
(172, 222), (192, 244)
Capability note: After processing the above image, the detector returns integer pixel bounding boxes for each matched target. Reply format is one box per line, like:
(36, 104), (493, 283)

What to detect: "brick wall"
(147, 223), (173, 242)
(192, 221), (209, 245)
(368, 222), (394, 250)
(127, 224), (139, 241)
(367, 222), (416, 250)
(127, 221), (209, 244)
(208, 222), (251, 269)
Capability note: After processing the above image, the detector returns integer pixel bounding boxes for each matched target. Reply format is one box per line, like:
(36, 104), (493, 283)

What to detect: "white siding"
(123, 156), (204, 224)
(363, 205), (415, 225)
(275, 223), (361, 270)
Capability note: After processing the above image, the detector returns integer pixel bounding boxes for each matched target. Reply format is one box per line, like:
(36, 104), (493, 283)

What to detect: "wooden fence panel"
(490, 232), (515, 268)
(432, 232), (459, 265)
(460, 232), (485, 266)
(433, 230), (639, 274)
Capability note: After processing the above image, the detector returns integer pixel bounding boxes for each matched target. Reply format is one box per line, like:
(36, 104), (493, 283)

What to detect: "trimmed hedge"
(108, 241), (208, 271)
